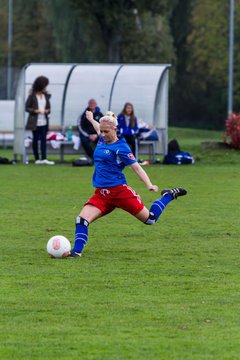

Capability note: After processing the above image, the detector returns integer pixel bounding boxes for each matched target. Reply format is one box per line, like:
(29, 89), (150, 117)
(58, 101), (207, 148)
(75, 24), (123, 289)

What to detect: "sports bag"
(163, 151), (194, 165)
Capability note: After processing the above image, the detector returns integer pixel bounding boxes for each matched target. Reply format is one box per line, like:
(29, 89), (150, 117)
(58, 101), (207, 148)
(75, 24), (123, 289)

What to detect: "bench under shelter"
(13, 63), (171, 163)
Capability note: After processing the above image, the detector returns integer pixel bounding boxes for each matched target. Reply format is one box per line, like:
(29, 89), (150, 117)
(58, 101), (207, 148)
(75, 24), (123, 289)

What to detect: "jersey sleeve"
(116, 141), (137, 165)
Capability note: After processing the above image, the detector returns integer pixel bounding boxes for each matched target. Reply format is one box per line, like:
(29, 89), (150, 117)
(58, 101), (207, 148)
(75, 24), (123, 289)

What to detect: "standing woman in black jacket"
(25, 76), (54, 165)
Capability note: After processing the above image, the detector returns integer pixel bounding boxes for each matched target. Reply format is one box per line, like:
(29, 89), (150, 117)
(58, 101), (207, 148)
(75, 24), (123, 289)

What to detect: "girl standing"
(25, 76), (54, 165)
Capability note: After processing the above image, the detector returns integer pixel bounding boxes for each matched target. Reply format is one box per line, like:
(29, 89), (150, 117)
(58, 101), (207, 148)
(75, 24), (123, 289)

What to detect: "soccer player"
(68, 111), (187, 257)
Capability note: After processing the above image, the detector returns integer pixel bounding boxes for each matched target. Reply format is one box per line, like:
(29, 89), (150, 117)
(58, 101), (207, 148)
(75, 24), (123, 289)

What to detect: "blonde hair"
(99, 111), (118, 126)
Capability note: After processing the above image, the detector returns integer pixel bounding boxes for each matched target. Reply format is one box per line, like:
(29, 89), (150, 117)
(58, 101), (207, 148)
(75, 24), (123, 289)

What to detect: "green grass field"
(1, 128), (240, 359)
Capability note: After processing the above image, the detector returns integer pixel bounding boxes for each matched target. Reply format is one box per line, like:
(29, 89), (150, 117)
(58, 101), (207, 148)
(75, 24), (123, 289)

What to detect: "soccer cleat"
(68, 250), (82, 258)
(35, 160), (43, 164)
(161, 187), (187, 199)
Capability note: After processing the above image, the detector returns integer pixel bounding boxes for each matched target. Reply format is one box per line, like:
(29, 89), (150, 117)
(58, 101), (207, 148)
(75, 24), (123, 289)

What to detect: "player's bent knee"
(144, 212), (156, 225)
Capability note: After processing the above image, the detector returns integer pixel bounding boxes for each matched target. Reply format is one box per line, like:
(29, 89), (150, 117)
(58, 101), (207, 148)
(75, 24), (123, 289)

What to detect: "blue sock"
(73, 216), (89, 253)
(149, 193), (173, 222)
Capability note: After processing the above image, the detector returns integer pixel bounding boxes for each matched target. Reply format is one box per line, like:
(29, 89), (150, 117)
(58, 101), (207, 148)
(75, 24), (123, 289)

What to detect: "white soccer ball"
(47, 235), (71, 258)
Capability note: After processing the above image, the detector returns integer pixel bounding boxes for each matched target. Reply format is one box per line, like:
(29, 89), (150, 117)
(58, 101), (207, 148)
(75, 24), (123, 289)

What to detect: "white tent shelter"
(14, 63), (171, 161)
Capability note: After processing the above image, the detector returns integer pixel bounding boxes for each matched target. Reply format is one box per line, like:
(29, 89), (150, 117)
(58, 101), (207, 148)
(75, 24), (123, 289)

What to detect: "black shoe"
(161, 187), (187, 199)
(68, 250), (82, 258)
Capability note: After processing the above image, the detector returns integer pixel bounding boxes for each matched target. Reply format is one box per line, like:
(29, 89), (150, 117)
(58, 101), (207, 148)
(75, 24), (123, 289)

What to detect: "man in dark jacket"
(77, 99), (103, 162)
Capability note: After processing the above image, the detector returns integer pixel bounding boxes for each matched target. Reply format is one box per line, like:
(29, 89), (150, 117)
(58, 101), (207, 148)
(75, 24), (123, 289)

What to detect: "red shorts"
(85, 184), (145, 216)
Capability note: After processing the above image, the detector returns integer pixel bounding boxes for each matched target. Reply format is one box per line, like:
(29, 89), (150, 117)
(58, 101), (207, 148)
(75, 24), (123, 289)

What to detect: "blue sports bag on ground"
(163, 151), (194, 165)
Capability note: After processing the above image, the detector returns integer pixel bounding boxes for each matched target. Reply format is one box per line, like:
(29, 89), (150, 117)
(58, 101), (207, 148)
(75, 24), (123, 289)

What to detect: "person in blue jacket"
(117, 102), (139, 157)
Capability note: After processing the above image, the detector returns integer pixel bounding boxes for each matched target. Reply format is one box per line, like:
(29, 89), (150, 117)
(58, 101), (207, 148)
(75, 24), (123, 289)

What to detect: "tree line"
(0, 0), (239, 130)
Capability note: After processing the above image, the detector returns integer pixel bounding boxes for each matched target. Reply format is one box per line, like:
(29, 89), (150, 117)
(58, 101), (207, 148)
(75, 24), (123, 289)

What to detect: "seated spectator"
(138, 119), (159, 141)
(117, 102), (139, 157)
(77, 99), (103, 162)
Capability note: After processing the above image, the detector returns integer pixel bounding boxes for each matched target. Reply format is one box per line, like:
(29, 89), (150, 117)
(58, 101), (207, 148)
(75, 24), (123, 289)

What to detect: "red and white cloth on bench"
(24, 132), (80, 150)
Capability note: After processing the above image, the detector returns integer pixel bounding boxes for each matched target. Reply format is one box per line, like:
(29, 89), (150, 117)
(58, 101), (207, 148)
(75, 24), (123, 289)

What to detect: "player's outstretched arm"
(130, 162), (158, 192)
(86, 110), (100, 135)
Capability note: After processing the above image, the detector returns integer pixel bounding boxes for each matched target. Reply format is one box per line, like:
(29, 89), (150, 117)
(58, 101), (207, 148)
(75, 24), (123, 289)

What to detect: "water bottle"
(67, 124), (72, 141)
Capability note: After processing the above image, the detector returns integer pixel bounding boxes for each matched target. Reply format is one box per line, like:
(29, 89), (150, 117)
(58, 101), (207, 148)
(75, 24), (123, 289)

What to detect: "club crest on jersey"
(104, 149), (110, 154)
(128, 153), (135, 160)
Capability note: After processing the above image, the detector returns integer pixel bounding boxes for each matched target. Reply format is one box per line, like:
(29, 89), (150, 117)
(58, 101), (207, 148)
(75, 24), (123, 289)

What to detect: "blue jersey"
(92, 136), (137, 188)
